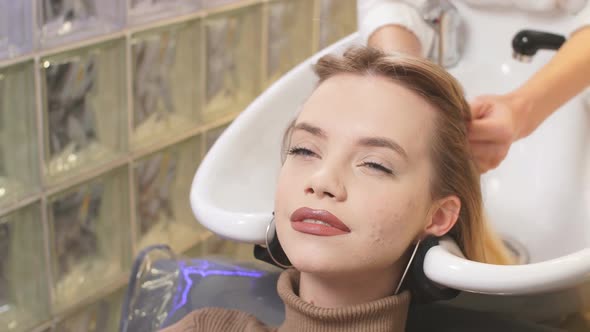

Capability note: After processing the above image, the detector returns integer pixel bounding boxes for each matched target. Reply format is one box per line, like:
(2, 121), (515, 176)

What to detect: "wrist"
(504, 89), (539, 140)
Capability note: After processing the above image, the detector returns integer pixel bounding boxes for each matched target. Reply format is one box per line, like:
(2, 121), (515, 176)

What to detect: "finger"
(469, 142), (509, 172)
(468, 146), (493, 173)
(469, 113), (515, 144)
(469, 96), (492, 119)
(470, 141), (509, 159)
(475, 160), (491, 174)
(472, 154), (494, 174)
(468, 118), (502, 142)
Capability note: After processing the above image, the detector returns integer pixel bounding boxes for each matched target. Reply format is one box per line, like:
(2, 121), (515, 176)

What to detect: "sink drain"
(502, 236), (530, 264)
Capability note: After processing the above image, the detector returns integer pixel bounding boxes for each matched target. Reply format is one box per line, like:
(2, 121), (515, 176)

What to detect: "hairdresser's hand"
(468, 94), (529, 173)
(368, 25), (422, 57)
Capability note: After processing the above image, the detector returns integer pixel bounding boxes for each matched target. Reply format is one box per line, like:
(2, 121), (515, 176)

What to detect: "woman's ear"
(423, 195), (461, 238)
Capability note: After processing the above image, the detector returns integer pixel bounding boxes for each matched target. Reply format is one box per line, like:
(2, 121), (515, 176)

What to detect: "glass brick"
(0, 61), (40, 210)
(48, 167), (129, 311)
(204, 123), (229, 151)
(36, 0), (125, 49)
(130, 20), (201, 150)
(0, 1), (33, 59)
(201, 232), (255, 261)
(40, 39), (127, 184)
(54, 287), (124, 332)
(0, 203), (50, 332)
(202, 0), (243, 9)
(128, 0), (201, 26)
(319, 0), (357, 49)
(266, 0), (314, 86)
(134, 136), (206, 253)
(203, 4), (262, 122)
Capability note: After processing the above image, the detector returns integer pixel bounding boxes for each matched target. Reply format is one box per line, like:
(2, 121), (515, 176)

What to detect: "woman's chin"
(289, 257), (328, 273)
(287, 251), (357, 275)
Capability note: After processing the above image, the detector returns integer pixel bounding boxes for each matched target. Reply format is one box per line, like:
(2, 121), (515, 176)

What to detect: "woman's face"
(274, 74), (439, 275)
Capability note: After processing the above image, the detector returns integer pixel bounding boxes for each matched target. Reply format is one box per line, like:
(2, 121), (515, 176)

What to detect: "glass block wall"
(0, 0), (357, 331)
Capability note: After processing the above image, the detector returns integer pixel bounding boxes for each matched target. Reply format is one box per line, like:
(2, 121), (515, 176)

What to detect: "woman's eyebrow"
(293, 122), (327, 138)
(292, 122), (408, 160)
(357, 136), (408, 161)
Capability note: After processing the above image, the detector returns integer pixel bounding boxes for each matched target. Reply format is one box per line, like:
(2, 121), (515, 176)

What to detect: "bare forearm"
(510, 26), (590, 138)
(368, 25), (422, 57)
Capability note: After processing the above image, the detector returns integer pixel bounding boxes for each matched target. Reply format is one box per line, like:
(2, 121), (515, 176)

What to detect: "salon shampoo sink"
(190, 4), (589, 320)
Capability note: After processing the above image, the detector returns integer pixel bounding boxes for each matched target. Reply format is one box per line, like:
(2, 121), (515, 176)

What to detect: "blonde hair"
(296, 47), (513, 265)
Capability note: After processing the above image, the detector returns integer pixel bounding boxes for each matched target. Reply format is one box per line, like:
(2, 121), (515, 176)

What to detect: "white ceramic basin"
(191, 4), (589, 319)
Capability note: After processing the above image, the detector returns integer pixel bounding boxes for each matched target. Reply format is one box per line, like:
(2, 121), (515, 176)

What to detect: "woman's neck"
(298, 264), (403, 308)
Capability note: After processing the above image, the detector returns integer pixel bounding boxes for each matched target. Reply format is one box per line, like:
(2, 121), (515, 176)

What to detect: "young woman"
(161, 47), (513, 332)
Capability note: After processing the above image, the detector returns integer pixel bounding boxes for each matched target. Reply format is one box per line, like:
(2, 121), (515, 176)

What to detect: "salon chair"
(119, 245), (284, 332)
(119, 244), (566, 332)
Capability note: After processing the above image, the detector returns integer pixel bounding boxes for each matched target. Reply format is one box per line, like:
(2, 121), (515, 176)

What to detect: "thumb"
(469, 96), (491, 119)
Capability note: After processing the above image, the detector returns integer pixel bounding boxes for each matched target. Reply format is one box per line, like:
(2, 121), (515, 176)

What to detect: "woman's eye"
(287, 146), (317, 157)
(360, 161), (393, 175)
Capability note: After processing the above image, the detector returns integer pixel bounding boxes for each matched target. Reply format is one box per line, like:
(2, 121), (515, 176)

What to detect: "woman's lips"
(290, 207), (351, 236)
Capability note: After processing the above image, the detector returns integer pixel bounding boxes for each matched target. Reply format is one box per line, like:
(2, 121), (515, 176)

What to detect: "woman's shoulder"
(159, 307), (274, 332)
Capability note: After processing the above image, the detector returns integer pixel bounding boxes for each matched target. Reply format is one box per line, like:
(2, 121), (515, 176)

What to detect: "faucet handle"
(512, 30), (566, 63)
(420, 0), (465, 68)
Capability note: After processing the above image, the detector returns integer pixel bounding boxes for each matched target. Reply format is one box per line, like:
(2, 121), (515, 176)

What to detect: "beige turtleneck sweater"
(160, 269), (411, 332)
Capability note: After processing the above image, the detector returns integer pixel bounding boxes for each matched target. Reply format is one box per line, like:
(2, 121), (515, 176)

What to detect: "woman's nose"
(304, 164), (347, 201)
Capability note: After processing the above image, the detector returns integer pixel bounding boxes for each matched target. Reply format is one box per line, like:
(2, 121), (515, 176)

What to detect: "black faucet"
(512, 29), (566, 62)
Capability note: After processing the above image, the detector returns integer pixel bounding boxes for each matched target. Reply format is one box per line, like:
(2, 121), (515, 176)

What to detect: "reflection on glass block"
(0, 203), (50, 332)
(45, 58), (98, 158)
(37, 0), (124, 49)
(0, 1), (33, 59)
(41, 39), (127, 183)
(266, 0), (314, 86)
(49, 167), (129, 310)
(204, 4), (262, 122)
(204, 123), (229, 151)
(55, 287), (124, 332)
(0, 61), (40, 209)
(134, 136), (205, 252)
(131, 20), (201, 149)
(128, 0), (201, 25)
(319, 0), (357, 49)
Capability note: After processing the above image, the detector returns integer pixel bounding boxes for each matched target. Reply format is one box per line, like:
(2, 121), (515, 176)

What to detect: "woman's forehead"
(304, 74), (435, 117)
(297, 75), (436, 153)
